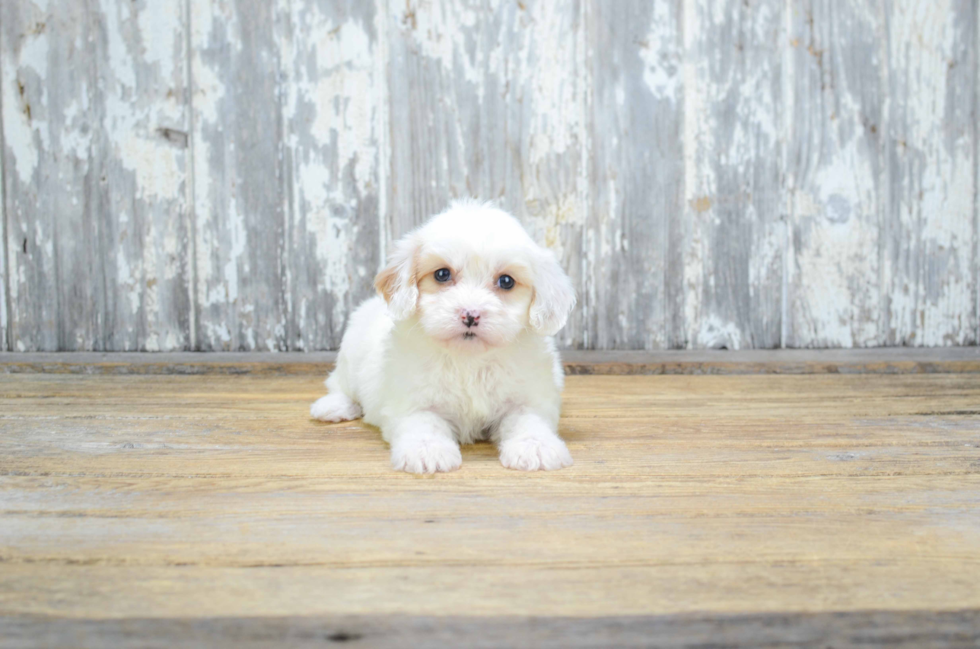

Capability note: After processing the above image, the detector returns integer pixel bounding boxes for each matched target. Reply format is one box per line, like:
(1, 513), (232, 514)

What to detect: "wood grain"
(3, 610), (979, 648)
(1, 370), (979, 646)
(384, 0), (589, 348)
(277, 0), (384, 351)
(1, 0), (978, 352)
(882, 0), (978, 347)
(586, 0), (683, 350)
(189, 0), (286, 351)
(1, 90), (7, 352)
(1, 0), (192, 352)
(2, 348), (980, 376)
(682, 0), (785, 350)
(786, 0), (883, 348)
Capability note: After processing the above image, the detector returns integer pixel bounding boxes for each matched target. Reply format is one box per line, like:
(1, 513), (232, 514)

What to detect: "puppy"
(310, 200), (576, 474)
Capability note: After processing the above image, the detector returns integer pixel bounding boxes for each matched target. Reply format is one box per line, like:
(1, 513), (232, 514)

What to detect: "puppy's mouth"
(462, 332), (477, 340)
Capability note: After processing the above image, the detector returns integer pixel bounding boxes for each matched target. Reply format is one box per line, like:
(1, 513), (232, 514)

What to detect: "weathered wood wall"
(1, 0), (977, 351)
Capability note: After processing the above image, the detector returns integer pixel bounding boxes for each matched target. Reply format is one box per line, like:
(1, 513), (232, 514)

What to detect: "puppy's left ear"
(374, 234), (421, 321)
(529, 248), (576, 336)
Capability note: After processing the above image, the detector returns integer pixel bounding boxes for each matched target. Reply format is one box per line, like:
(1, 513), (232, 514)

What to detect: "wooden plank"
(560, 346), (980, 375)
(0, 0), (976, 354)
(785, 0), (883, 348)
(0, 351), (337, 375)
(681, 0), (784, 350)
(881, 0), (978, 346)
(585, 0), (683, 350)
(95, 0), (192, 353)
(2, 0), (98, 351)
(1, 348), (979, 375)
(277, 0), (384, 351)
(0, 372), (978, 642)
(189, 0), (285, 351)
(0, 81), (6, 352)
(1, 0), (192, 352)
(2, 610), (979, 649)
(384, 0), (588, 348)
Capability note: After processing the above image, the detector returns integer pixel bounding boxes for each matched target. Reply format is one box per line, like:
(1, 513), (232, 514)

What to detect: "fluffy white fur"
(310, 201), (576, 474)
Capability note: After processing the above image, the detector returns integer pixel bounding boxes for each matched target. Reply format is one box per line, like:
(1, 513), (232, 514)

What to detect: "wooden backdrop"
(1, 0), (977, 352)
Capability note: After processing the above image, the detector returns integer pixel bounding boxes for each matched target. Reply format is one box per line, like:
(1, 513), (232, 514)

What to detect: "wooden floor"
(2, 357), (979, 646)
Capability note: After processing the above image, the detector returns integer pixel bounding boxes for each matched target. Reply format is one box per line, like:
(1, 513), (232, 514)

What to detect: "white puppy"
(310, 201), (576, 474)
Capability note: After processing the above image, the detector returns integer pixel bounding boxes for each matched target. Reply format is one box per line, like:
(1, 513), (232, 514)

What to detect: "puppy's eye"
(434, 268), (452, 283)
(497, 274), (515, 290)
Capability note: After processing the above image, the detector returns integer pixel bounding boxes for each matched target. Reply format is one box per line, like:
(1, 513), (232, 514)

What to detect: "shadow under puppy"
(311, 201), (576, 473)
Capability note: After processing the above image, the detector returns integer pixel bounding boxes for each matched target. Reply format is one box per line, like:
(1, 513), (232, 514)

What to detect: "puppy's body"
(324, 295), (565, 443)
(312, 202), (574, 473)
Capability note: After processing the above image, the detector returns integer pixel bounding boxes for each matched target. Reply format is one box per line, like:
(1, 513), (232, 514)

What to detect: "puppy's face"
(413, 251), (534, 351)
(375, 203), (575, 352)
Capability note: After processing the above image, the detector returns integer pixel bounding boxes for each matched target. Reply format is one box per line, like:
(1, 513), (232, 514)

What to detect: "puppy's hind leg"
(310, 375), (363, 423)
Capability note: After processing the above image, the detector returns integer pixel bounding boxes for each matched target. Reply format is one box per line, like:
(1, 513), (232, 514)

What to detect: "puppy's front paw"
(499, 434), (573, 471)
(310, 393), (363, 422)
(391, 436), (462, 474)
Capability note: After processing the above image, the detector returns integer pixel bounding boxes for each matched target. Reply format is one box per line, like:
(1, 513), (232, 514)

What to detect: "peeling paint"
(0, 107), (6, 349)
(1, 0), (976, 351)
(787, 0), (882, 349)
(639, 1), (680, 101)
(883, 0), (976, 347)
(691, 196), (713, 213)
(683, 0), (784, 349)
(2, 38), (47, 185)
(280, 0), (383, 350)
(698, 314), (744, 350)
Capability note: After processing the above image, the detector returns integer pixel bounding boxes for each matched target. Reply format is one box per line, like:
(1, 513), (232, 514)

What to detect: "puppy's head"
(374, 201), (575, 351)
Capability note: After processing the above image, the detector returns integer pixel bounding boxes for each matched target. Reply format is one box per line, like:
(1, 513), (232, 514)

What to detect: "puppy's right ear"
(374, 234), (421, 321)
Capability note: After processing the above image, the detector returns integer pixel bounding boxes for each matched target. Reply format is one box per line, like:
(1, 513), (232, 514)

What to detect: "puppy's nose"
(461, 310), (481, 328)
